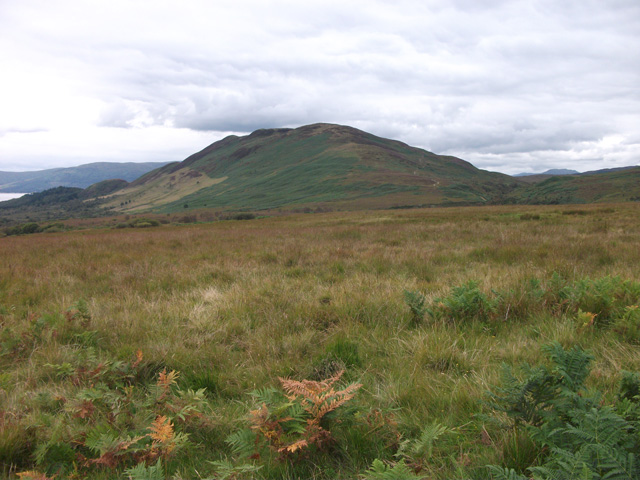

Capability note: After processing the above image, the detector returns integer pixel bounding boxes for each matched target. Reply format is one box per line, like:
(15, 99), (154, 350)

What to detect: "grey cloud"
(1, 0), (640, 173)
(0, 127), (48, 137)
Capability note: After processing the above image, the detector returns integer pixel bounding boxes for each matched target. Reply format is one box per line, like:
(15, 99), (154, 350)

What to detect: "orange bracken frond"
(279, 439), (308, 453)
(87, 435), (145, 468)
(248, 371), (363, 456)
(73, 399), (95, 419)
(279, 370), (362, 421)
(132, 349), (143, 368)
(157, 369), (179, 389)
(279, 370), (346, 399)
(149, 415), (175, 446)
(16, 472), (54, 480)
(249, 403), (270, 429)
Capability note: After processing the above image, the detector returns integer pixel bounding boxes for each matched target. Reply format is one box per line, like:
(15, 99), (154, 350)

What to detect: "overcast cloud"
(0, 0), (638, 174)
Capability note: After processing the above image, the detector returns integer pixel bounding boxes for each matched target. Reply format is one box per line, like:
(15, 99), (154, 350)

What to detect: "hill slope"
(105, 123), (519, 213)
(507, 166), (640, 204)
(0, 162), (170, 193)
(2, 124), (638, 224)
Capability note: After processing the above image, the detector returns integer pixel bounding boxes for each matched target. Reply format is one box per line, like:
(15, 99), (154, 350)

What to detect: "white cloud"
(0, 0), (638, 174)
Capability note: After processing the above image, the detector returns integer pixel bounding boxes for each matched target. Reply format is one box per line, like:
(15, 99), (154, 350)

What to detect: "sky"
(0, 0), (638, 175)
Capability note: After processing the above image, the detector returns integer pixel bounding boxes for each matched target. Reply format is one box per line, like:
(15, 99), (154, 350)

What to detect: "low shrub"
(428, 281), (496, 323)
(113, 218), (161, 229)
(4, 222), (42, 236)
(129, 218), (160, 228)
(613, 305), (640, 343)
(559, 276), (640, 325)
(230, 213), (256, 221)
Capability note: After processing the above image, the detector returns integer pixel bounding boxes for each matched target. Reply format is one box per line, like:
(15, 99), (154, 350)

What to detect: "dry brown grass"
(1, 202), (640, 478)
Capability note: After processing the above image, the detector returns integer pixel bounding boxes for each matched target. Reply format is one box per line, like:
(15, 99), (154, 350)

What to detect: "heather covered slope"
(106, 123), (520, 213)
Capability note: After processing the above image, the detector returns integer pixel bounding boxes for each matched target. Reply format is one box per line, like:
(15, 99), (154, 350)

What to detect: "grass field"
(1, 203), (640, 479)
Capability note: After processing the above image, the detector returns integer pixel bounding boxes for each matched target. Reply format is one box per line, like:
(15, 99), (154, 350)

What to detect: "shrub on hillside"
(230, 213), (256, 220)
(112, 218), (161, 229)
(4, 222), (42, 236)
(129, 218), (160, 228)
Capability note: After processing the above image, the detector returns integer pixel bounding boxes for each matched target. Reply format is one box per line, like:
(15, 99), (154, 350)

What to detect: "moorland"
(2, 202), (640, 479)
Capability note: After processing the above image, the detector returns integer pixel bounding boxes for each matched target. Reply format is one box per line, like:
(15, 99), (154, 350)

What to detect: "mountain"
(2, 124), (639, 225)
(506, 166), (640, 204)
(579, 166), (638, 176)
(103, 123), (519, 213)
(0, 162), (171, 193)
(515, 168), (580, 177)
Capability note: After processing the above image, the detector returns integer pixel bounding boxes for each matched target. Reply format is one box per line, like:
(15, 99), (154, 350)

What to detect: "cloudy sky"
(0, 0), (638, 175)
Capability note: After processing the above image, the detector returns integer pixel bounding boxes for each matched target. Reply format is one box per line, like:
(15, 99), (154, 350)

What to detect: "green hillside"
(1, 124), (638, 224)
(106, 123), (520, 213)
(508, 166), (640, 204)
(0, 186), (111, 224)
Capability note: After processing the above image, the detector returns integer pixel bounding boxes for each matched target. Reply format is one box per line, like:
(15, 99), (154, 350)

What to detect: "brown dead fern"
(277, 370), (362, 453)
(279, 369), (361, 424)
(157, 368), (179, 402)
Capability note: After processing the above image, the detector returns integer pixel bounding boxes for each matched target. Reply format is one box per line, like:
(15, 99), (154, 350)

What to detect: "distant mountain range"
(0, 162), (170, 193)
(515, 169), (580, 177)
(512, 166), (639, 185)
(0, 124), (638, 224)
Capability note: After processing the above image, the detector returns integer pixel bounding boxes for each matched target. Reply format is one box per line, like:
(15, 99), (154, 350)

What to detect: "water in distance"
(0, 193), (28, 202)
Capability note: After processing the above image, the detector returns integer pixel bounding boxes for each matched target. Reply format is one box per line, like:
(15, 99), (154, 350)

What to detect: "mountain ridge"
(0, 161), (171, 193)
(1, 123), (639, 225)
(515, 168), (580, 177)
(104, 123), (519, 213)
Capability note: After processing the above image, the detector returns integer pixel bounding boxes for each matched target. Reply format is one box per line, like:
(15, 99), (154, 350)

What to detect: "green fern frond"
(529, 447), (595, 480)
(542, 342), (593, 392)
(563, 406), (629, 448)
(485, 362), (558, 426)
(363, 459), (425, 480)
(124, 459), (164, 480)
(403, 290), (427, 324)
(225, 428), (257, 459)
(205, 460), (262, 480)
(618, 371), (640, 402)
(485, 465), (528, 480)
(207, 460), (262, 480)
(410, 422), (450, 459)
(84, 426), (121, 454)
(249, 386), (281, 405)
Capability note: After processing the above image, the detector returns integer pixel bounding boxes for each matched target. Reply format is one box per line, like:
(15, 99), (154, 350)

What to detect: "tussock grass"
(1, 203), (640, 478)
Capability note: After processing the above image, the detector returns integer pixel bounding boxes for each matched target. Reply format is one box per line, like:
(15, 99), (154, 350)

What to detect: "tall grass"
(1, 203), (640, 478)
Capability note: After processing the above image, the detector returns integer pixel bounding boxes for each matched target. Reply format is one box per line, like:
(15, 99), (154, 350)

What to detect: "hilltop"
(104, 123), (519, 213)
